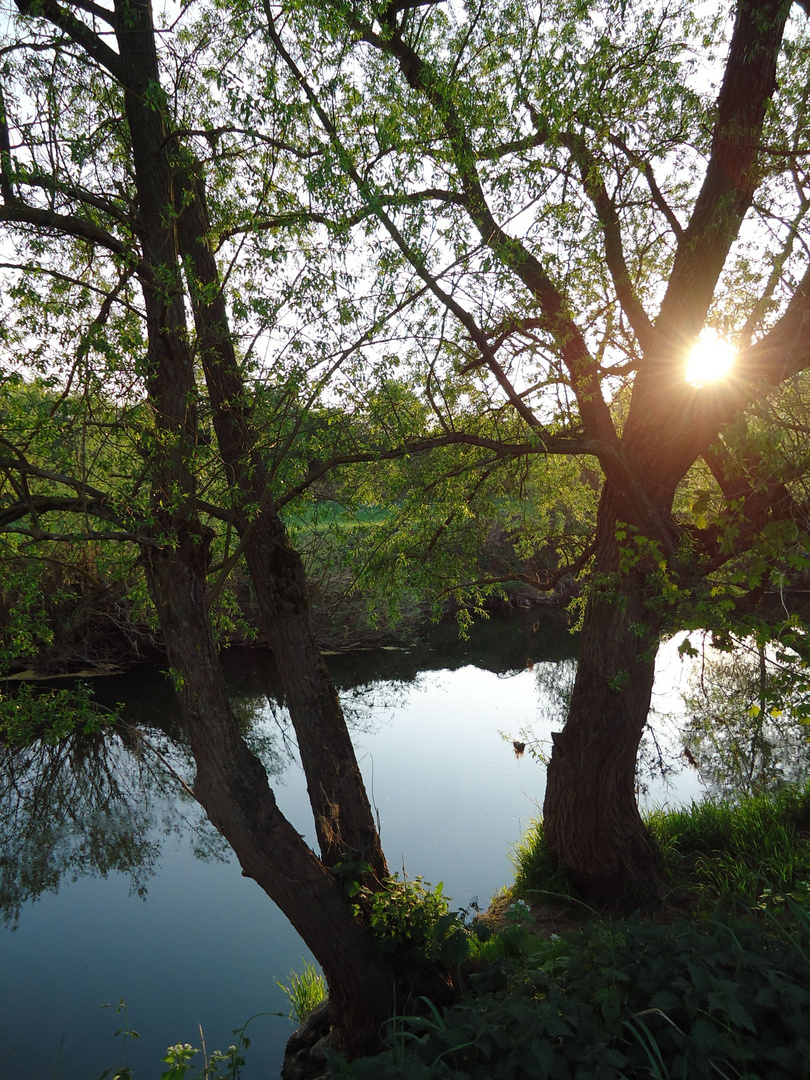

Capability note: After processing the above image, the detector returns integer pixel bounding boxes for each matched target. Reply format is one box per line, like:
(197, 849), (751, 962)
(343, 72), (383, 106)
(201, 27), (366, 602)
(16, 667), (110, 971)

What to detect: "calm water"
(0, 613), (723, 1079)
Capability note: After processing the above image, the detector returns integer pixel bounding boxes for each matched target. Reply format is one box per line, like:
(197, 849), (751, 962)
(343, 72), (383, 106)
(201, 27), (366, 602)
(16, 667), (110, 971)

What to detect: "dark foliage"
(331, 909), (810, 1079)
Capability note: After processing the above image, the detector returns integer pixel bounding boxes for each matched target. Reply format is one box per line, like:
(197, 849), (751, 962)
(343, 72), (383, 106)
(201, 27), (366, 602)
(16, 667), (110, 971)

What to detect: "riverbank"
(0, 571), (569, 679)
(328, 785), (810, 1079)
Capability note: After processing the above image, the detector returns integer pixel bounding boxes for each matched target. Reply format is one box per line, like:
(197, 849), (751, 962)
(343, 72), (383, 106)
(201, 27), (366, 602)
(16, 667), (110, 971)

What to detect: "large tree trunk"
(108, 0), (396, 1054)
(143, 534), (396, 1059)
(175, 162), (387, 880)
(543, 487), (666, 901)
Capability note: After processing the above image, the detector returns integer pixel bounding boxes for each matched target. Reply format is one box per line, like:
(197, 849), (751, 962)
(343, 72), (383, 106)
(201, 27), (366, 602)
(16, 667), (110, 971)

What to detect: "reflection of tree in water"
(339, 677), (429, 736)
(0, 724), (238, 928)
(511, 658), (680, 792)
(636, 717), (680, 796)
(247, 677), (422, 754)
(681, 645), (810, 799)
(506, 659), (577, 763)
(533, 659), (577, 731)
(1, 656), (436, 930)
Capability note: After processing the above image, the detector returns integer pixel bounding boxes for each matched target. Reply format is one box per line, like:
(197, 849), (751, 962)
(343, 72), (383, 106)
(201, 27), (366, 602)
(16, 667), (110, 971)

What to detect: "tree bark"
(143, 535), (396, 1058)
(543, 487), (665, 901)
(175, 161), (387, 881)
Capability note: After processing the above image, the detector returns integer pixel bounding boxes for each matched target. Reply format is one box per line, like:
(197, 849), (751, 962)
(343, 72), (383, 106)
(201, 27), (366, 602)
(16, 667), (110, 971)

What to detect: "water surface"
(0, 612), (733, 1078)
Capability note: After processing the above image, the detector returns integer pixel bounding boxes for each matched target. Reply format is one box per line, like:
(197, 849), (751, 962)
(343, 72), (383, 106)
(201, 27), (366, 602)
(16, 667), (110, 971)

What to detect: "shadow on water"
(220, 606), (577, 699)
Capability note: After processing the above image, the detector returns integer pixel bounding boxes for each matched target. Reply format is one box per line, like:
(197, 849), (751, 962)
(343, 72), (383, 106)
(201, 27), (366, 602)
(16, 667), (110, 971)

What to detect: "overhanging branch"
(0, 203), (151, 283)
(14, 0), (124, 82)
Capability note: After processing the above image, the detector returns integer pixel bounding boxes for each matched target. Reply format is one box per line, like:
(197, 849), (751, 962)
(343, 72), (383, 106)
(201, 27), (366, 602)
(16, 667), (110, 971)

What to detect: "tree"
(253, 0), (810, 897)
(4, 0), (810, 1066)
(0, 0), (429, 1060)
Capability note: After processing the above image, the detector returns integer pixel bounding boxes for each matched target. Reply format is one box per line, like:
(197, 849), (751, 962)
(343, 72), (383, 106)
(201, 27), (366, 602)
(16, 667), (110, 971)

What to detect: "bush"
(328, 907), (810, 1079)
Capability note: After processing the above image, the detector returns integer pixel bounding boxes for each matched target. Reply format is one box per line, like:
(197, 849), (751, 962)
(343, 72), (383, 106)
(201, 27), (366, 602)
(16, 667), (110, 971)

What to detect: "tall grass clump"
(511, 818), (575, 902)
(275, 959), (327, 1023)
(512, 784), (810, 912)
(646, 782), (810, 905)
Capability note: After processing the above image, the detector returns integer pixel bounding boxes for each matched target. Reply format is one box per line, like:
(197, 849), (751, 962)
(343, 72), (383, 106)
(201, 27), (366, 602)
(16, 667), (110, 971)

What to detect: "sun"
(685, 328), (736, 388)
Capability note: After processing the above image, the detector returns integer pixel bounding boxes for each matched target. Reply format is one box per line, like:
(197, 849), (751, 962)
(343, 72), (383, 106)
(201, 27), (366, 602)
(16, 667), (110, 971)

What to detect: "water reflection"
(681, 644), (810, 798)
(9, 615), (807, 937)
(2, 609), (575, 931)
(0, 726), (231, 928)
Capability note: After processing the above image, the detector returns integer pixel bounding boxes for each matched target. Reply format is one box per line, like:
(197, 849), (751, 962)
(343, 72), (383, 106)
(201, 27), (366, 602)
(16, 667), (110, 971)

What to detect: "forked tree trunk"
(143, 536), (396, 1058)
(109, 1), (396, 1055)
(175, 163), (387, 881)
(543, 487), (666, 901)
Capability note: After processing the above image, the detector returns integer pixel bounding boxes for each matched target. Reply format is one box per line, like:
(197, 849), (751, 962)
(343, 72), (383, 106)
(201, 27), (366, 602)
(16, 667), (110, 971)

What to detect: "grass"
(647, 782), (810, 905)
(511, 821), (576, 900)
(287, 504), (391, 532)
(512, 780), (810, 912)
(275, 959), (327, 1023)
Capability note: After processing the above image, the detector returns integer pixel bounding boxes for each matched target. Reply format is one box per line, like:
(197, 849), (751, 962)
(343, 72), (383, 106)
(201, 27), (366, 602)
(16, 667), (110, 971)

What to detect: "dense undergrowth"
(328, 786), (810, 1079)
(330, 905), (810, 1079)
(99, 788), (810, 1079)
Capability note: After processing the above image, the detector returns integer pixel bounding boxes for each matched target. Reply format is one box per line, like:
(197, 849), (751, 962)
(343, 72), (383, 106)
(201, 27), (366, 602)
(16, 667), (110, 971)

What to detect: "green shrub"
(345, 873), (474, 968)
(328, 907), (810, 1079)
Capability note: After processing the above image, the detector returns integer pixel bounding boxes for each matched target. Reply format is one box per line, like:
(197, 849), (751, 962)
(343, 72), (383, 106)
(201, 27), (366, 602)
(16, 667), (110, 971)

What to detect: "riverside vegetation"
(321, 785), (810, 1079)
(100, 783), (810, 1079)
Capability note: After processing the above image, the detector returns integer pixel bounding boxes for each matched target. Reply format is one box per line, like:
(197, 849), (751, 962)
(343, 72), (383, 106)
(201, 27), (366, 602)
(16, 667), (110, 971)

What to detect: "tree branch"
(743, 261), (810, 385)
(0, 82), (14, 205)
(275, 430), (598, 510)
(0, 202), (152, 283)
(0, 453), (114, 504)
(21, 172), (135, 231)
(656, 0), (790, 341)
(351, 14), (620, 453)
(606, 134), (684, 240)
(0, 495), (123, 531)
(558, 128), (655, 351)
(14, 0), (124, 83)
(159, 125), (322, 159)
(218, 188), (467, 245)
(0, 261), (142, 317)
(69, 0), (116, 27)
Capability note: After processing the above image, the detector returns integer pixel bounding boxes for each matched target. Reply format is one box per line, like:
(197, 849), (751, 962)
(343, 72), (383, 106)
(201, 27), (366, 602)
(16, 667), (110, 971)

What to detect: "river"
(0, 610), (749, 1079)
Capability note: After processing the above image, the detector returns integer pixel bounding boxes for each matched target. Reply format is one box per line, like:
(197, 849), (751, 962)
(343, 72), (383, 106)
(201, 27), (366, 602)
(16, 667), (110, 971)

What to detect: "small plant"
(275, 959), (327, 1022)
(354, 874), (472, 967)
(506, 898), (532, 923)
(98, 999), (139, 1080)
(159, 1036), (248, 1080)
(99, 1006), (262, 1080)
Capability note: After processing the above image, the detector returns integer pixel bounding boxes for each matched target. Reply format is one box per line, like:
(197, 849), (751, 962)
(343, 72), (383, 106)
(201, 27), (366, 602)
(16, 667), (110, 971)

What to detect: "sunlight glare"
(685, 329), (736, 388)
